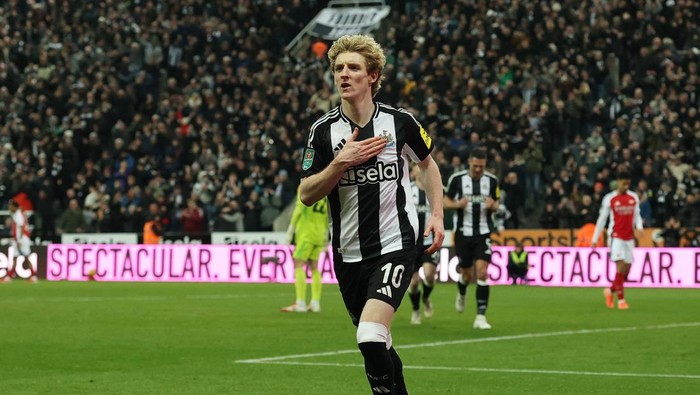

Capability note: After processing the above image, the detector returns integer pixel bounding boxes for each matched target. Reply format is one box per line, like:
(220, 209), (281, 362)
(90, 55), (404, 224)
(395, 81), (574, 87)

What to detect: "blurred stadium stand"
(0, 0), (697, 245)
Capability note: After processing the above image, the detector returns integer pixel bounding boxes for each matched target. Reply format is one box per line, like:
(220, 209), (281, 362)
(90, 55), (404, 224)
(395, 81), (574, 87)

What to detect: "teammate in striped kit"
(299, 35), (445, 395)
(3, 199), (36, 282)
(591, 171), (643, 310)
(444, 148), (500, 329)
(407, 164), (439, 325)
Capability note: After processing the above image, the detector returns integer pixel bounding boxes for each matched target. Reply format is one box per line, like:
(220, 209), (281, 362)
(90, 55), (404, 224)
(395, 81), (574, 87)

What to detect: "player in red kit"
(591, 172), (643, 309)
(3, 199), (36, 282)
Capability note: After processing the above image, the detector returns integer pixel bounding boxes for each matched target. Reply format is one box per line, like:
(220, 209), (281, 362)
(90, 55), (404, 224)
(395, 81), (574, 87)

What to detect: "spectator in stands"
(635, 179), (654, 226)
(180, 198), (205, 237)
(502, 171), (524, 229)
(523, 137), (544, 207)
(659, 216), (682, 247)
(574, 194), (599, 229)
(107, 192), (127, 233)
(83, 182), (106, 227)
(143, 213), (163, 245)
(539, 202), (559, 229)
(667, 153), (691, 184)
(56, 199), (87, 235)
(241, 188), (261, 231)
(214, 198), (244, 232)
(33, 189), (58, 241)
(275, 169), (297, 208)
(259, 187), (282, 232)
(91, 204), (111, 233)
(678, 189), (700, 228)
(654, 182), (676, 227)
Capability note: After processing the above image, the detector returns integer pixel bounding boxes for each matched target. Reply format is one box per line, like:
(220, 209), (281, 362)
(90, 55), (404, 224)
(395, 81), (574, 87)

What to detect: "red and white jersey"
(592, 190), (643, 243)
(11, 209), (31, 240)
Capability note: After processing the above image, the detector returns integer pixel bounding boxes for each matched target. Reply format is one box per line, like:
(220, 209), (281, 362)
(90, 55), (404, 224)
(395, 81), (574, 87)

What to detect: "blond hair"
(328, 34), (386, 97)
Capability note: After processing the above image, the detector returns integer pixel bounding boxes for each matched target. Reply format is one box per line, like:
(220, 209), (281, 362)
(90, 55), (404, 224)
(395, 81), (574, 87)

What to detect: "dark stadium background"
(0, 0), (697, 247)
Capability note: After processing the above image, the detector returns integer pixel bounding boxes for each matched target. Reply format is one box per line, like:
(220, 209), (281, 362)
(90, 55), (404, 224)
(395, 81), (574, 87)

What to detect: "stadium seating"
(0, 0), (697, 244)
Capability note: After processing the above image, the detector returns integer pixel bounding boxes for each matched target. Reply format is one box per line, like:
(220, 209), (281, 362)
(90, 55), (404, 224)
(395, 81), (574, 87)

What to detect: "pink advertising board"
(46, 244), (700, 288)
(46, 244), (337, 283)
(482, 246), (700, 287)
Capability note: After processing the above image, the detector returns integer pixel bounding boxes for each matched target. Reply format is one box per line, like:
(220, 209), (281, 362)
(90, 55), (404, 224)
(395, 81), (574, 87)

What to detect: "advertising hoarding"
(46, 244), (700, 288)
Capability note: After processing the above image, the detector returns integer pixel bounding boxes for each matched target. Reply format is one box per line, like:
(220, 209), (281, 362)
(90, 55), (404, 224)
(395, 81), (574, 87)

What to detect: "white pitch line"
(235, 322), (700, 364)
(254, 361), (700, 380)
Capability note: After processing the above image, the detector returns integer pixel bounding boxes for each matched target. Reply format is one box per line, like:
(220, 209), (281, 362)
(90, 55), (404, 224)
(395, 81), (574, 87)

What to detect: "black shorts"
(334, 248), (416, 326)
(454, 233), (492, 268)
(413, 245), (439, 273)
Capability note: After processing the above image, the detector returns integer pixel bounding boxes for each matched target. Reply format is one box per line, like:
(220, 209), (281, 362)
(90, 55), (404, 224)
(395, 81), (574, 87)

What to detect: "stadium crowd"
(0, 0), (698, 244)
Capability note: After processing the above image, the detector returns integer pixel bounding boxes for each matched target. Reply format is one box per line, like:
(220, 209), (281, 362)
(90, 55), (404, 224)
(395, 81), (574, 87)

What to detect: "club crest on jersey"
(302, 149), (315, 170)
(379, 130), (395, 147)
(339, 161), (399, 186)
(419, 125), (432, 148)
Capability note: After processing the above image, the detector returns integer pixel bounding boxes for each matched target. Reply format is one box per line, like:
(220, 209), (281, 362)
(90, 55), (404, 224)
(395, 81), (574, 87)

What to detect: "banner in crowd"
(489, 229), (659, 247)
(210, 232), (287, 245)
(45, 244), (700, 288)
(61, 233), (138, 244)
(309, 5), (391, 39)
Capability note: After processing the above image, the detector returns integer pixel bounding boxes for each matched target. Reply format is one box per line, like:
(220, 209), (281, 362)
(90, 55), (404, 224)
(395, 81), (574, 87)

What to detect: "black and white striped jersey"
(410, 181), (434, 247)
(445, 170), (500, 237)
(301, 102), (434, 263)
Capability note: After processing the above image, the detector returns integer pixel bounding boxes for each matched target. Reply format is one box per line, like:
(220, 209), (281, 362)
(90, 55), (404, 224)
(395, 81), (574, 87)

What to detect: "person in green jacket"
(507, 241), (529, 285)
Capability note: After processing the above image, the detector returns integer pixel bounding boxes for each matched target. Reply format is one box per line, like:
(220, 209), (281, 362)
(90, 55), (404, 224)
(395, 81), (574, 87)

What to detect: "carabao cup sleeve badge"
(302, 149), (315, 170)
(419, 125), (432, 148)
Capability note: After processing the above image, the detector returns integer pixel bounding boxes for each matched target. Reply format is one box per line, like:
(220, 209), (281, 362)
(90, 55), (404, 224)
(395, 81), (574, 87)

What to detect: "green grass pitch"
(1, 281), (698, 394)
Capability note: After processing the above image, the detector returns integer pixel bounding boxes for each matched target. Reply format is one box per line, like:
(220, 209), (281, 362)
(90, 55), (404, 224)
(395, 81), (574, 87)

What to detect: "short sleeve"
(446, 175), (461, 200)
(491, 177), (500, 200)
(402, 110), (433, 163)
(300, 124), (329, 178)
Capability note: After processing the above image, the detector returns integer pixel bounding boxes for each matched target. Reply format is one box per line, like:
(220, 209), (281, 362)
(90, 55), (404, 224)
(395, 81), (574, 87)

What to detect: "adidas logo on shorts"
(376, 286), (392, 297)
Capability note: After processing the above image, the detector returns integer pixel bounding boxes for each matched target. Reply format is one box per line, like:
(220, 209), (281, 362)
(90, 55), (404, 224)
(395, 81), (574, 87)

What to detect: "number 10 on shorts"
(380, 263), (405, 288)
